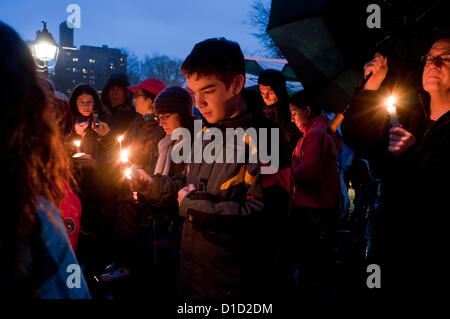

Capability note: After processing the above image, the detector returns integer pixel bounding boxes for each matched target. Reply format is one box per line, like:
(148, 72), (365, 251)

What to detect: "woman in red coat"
(288, 90), (342, 304)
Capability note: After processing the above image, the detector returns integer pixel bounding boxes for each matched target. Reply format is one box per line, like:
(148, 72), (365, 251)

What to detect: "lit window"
(89, 59), (96, 63)
(82, 68), (87, 74)
(72, 68), (76, 72)
(73, 58), (78, 62)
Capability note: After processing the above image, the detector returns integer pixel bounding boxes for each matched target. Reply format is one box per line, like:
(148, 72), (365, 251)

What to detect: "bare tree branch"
(247, 0), (284, 58)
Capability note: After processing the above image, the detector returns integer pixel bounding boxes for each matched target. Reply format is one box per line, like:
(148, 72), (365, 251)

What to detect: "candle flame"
(120, 149), (129, 163)
(74, 140), (81, 147)
(118, 135), (124, 143)
(386, 95), (396, 108)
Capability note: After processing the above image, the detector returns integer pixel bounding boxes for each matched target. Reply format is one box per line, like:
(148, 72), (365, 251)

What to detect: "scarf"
(154, 135), (176, 176)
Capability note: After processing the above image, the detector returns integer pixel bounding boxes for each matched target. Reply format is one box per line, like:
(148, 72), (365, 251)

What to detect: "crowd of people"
(0, 19), (449, 306)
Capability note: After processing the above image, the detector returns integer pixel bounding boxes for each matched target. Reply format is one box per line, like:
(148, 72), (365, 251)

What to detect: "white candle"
(125, 167), (132, 179)
(120, 149), (129, 163)
(124, 164), (138, 201)
(386, 96), (399, 127)
(118, 135), (124, 152)
(72, 140), (86, 158)
(74, 140), (81, 153)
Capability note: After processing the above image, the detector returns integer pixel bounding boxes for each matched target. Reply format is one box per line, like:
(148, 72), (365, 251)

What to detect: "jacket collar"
(143, 113), (158, 122)
(202, 92), (262, 129)
(303, 115), (329, 133)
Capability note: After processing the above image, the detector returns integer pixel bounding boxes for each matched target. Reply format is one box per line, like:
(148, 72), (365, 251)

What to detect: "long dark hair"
(69, 84), (105, 125)
(0, 22), (73, 296)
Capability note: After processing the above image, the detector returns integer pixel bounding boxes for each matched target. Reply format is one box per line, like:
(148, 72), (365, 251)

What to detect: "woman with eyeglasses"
(104, 86), (196, 299)
(98, 79), (166, 286)
(125, 79), (167, 172)
(153, 86), (196, 176)
(136, 86), (196, 298)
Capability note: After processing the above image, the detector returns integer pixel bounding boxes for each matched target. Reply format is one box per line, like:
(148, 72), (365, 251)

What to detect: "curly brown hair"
(0, 21), (73, 295)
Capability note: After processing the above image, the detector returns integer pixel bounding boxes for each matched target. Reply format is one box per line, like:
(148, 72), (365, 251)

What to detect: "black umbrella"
(267, 0), (448, 113)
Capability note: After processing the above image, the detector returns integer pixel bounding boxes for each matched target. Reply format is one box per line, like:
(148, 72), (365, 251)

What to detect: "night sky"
(0, 0), (269, 60)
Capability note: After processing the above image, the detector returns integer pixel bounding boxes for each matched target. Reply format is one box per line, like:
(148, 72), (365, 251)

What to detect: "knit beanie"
(154, 86), (193, 116)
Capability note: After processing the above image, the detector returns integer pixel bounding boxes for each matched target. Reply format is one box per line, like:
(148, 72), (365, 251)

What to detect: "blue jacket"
(35, 197), (91, 299)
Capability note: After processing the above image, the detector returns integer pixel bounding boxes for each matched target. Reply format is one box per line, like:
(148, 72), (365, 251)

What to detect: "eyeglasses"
(158, 113), (175, 121)
(421, 54), (450, 65)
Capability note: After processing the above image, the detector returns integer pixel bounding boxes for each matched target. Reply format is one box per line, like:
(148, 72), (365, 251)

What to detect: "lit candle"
(125, 167), (132, 179)
(74, 140), (81, 153)
(118, 135), (124, 152)
(120, 149), (129, 163)
(124, 164), (138, 201)
(72, 140), (86, 158)
(386, 96), (399, 127)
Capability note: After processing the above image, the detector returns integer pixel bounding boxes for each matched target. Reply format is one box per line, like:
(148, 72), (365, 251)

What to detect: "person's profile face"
(289, 103), (309, 134)
(108, 84), (126, 107)
(422, 38), (450, 94)
(186, 73), (237, 124)
(158, 113), (181, 136)
(76, 93), (95, 117)
(133, 89), (153, 115)
(259, 84), (279, 106)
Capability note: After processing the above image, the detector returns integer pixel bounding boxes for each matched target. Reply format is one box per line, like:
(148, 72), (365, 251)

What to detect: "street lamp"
(32, 21), (59, 77)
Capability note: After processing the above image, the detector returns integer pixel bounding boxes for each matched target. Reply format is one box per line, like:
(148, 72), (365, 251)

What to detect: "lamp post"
(32, 21), (59, 78)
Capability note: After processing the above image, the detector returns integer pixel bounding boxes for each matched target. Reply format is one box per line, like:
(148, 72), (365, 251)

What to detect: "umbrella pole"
(327, 72), (373, 134)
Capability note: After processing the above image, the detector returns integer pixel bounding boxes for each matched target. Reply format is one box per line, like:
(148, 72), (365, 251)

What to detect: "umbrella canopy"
(267, 0), (448, 113)
(244, 56), (303, 95)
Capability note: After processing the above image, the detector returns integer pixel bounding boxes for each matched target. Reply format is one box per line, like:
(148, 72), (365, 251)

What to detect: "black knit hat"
(154, 86), (193, 115)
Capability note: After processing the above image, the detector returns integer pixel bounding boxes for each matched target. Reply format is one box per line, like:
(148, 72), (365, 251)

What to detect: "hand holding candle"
(388, 126), (416, 156)
(130, 168), (154, 196)
(124, 164), (138, 180)
(386, 95), (400, 127)
(119, 149), (140, 200)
